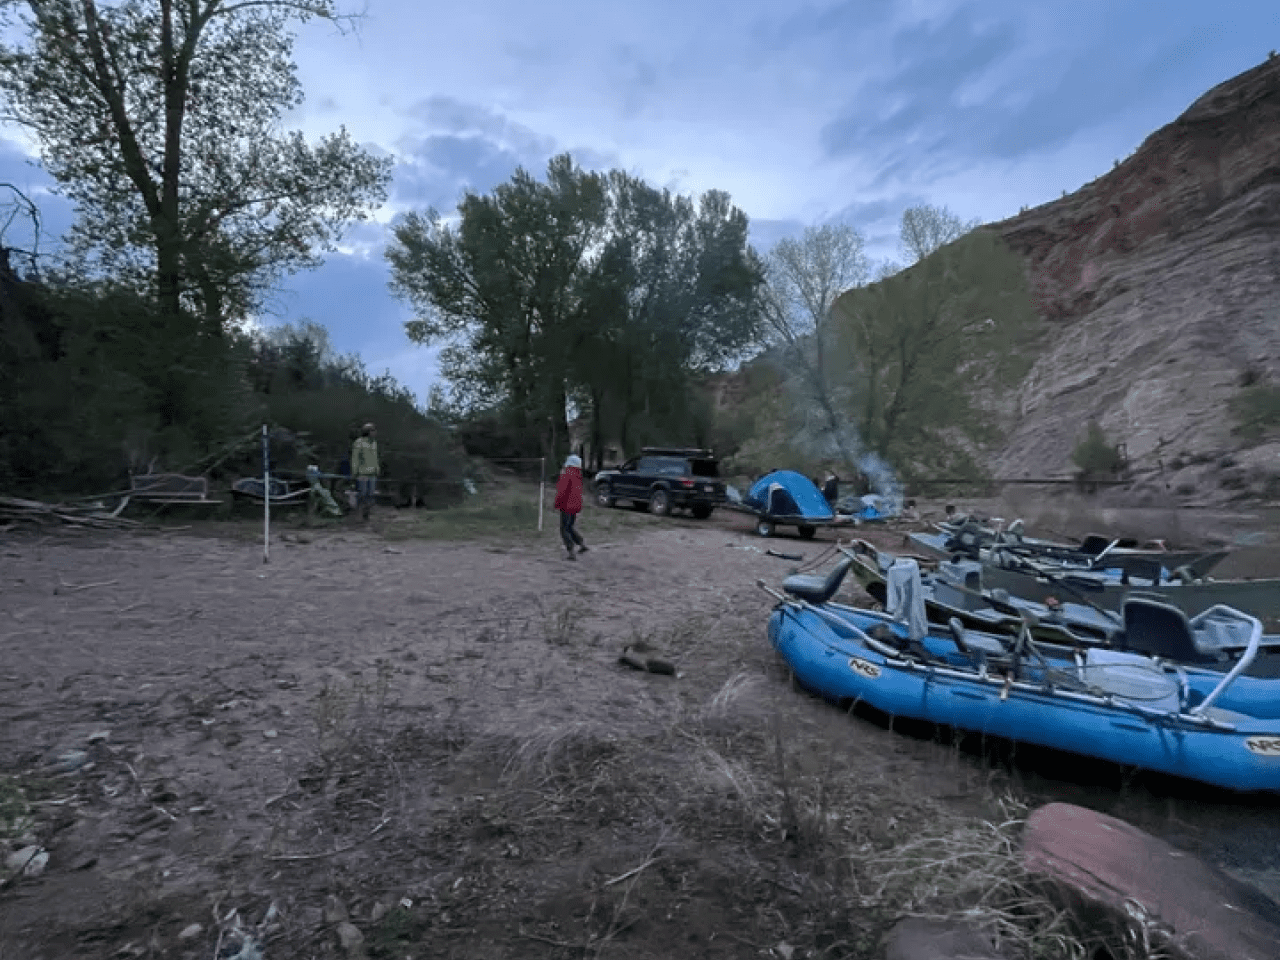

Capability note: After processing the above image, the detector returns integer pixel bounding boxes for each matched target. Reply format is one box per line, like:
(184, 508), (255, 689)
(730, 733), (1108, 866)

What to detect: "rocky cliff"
(991, 56), (1280, 501)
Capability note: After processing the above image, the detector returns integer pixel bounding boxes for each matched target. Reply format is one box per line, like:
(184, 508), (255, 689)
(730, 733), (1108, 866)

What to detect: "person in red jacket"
(554, 454), (588, 560)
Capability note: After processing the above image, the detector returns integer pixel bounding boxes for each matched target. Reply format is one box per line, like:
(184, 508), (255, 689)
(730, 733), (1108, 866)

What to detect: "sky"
(0, 0), (1275, 402)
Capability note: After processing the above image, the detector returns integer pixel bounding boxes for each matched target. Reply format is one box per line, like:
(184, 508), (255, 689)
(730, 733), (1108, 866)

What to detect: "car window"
(620, 458), (638, 471)
(635, 457), (684, 475)
(658, 458), (688, 476)
(691, 459), (719, 478)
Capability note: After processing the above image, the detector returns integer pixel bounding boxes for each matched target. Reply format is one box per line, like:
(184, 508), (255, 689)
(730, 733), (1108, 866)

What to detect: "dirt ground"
(2, 499), (1279, 960)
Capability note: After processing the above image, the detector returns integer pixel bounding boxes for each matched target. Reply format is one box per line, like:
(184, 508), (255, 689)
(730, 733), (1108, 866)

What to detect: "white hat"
(565, 455), (582, 469)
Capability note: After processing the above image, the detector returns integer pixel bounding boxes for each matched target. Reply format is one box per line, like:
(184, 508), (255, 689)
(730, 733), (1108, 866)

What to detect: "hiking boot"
(564, 552), (577, 561)
(577, 544), (588, 553)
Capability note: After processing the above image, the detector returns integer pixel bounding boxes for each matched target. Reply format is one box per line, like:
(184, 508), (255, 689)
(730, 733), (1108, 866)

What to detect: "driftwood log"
(618, 646), (678, 676)
(0, 495), (139, 530)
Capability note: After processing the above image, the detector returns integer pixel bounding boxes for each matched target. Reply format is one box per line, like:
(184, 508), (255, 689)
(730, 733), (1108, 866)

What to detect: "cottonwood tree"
(573, 171), (764, 460)
(388, 156), (610, 453)
(829, 230), (1039, 475)
(759, 223), (870, 468)
(387, 155), (764, 460)
(899, 203), (980, 264)
(0, 0), (391, 332)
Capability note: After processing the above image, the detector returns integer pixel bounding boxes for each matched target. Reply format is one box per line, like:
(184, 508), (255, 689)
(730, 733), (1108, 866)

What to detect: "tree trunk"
(157, 0), (187, 324)
(590, 386), (604, 470)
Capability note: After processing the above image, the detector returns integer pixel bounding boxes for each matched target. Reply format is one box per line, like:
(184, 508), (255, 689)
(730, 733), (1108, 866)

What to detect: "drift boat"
(763, 559), (1280, 793)
(905, 531), (1280, 631)
(913, 521), (1229, 575)
(842, 540), (1280, 680)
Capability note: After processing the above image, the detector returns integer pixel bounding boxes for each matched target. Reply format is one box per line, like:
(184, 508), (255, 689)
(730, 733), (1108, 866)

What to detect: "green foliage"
(1229, 383), (1280, 439)
(1071, 421), (1126, 477)
(387, 155), (765, 462)
(0, 271), (462, 495)
(826, 230), (1040, 478)
(0, 776), (32, 842)
(0, 0), (390, 329)
(0, 276), (252, 490)
(236, 322), (464, 501)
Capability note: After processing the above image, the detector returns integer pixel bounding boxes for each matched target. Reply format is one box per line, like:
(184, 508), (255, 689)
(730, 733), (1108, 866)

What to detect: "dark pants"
(559, 511), (584, 552)
(356, 476), (377, 517)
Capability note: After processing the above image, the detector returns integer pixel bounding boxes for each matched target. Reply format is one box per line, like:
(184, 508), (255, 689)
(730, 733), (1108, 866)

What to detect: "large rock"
(1022, 802), (1280, 960)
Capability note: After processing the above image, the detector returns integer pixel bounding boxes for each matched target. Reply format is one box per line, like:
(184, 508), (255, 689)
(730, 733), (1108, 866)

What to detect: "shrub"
(1229, 383), (1280, 440)
(1071, 421), (1125, 477)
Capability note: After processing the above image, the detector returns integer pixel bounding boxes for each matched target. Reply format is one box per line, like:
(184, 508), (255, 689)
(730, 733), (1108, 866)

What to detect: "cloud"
(819, 4), (1024, 174)
(390, 134), (534, 211)
(814, 1), (1237, 193)
(388, 97), (561, 212)
(406, 96), (555, 157)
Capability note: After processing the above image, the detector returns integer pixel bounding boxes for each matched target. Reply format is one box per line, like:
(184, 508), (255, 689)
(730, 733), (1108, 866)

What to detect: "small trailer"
(729, 470), (859, 539)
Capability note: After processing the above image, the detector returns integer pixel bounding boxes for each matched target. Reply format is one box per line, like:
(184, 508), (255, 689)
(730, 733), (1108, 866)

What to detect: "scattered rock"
(85, 730), (111, 744)
(881, 918), (1005, 960)
(335, 921), (365, 957)
(369, 900), (390, 923)
(263, 729), (278, 739)
(618, 651), (648, 672)
(177, 923), (203, 940)
(4, 845), (48, 878)
(48, 749), (89, 773)
(382, 546), (403, 554)
(323, 894), (349, 924)
(774, 942), (795, 960)
(1022, 802), (1280, 960)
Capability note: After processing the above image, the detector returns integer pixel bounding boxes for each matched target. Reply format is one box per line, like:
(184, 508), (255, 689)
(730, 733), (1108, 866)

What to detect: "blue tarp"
(745, 471), (834, 521)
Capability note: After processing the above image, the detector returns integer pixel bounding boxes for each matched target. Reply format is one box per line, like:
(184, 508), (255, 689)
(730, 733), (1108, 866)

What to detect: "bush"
(1071, 421), (1126, 478)
(0, 277), (252, 492)
(0, 273), (465, 496)
(1229, 383), (1280, 439)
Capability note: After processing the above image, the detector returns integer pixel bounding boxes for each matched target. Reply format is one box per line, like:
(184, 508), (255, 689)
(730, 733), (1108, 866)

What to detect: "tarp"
(744, 471), (834, 521)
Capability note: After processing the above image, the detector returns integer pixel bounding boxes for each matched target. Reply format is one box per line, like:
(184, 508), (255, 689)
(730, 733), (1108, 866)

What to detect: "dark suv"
(594, 447), (726, 519)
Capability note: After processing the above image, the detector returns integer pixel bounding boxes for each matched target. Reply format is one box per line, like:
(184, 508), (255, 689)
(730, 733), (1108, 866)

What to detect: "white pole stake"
(538, 456), (545, 532)
(262, 424), (271, 564)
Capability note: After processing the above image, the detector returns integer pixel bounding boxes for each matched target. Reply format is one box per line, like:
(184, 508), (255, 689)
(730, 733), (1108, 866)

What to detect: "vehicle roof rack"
(640, 446), (715, 458)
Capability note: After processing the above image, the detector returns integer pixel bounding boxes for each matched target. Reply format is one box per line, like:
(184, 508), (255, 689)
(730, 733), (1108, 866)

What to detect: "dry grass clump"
(283, 627), (1129, 959)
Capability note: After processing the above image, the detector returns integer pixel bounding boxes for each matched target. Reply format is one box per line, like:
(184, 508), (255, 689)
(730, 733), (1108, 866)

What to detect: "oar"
(996, 551), (1123, 628)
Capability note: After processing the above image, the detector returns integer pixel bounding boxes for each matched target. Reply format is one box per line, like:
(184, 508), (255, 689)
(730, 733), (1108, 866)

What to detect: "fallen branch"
(517, 929), (578, 949)
(604, 854), (661, 887)
(267, 815), (391, 861)
(0, 494), (139, 530)
(56, 578), (119, 593)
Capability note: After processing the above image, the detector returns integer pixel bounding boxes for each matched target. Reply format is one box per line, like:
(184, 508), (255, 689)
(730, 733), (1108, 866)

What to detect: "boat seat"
(1118, 597), (1223, 665)
(782, 557), (854, 605)
(947, 618), (1008, 657)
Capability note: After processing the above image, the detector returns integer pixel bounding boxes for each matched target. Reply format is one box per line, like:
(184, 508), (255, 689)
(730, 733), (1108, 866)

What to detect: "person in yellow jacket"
(351, 422), (380, 520)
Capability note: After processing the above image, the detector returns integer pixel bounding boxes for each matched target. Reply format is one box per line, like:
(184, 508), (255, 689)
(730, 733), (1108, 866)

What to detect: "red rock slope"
(990, 56), (1280, 495)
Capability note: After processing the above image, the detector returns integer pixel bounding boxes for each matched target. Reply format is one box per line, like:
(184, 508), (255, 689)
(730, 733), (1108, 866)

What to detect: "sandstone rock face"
(991, 57), (1280, 492)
